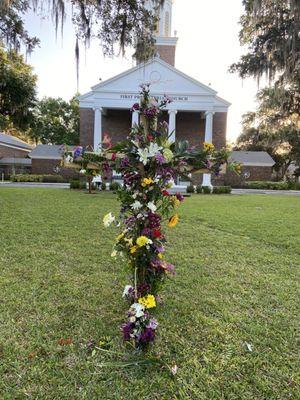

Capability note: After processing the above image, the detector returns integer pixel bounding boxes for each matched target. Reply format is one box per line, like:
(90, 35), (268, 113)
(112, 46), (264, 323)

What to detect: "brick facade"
(0, 144), (29, 158)
(103, 109), (131, 145)
(224, 166), (273, 187)
(31, 159), (79, 179)
(80, 108), (94, 147)
(155, 45), (176, 66)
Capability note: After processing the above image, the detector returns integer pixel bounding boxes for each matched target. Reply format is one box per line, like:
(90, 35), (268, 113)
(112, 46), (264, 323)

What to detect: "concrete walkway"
(1, 182), (300, 196)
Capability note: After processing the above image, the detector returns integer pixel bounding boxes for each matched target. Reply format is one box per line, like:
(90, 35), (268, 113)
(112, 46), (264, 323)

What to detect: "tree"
(1, 0), (164, 63)
(29, 96), (80, 145)
(0, 45), (37, 131)
(0, 0), (40, 54)
(236, 87), (300, 179)
(230, 0), (300, 116)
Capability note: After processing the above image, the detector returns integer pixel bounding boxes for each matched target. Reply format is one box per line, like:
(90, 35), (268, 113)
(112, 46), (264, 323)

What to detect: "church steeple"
(148, 0), (178, 66)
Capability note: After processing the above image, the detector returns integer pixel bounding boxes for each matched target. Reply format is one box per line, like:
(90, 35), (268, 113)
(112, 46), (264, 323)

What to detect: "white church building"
(79, 0), (230, 186)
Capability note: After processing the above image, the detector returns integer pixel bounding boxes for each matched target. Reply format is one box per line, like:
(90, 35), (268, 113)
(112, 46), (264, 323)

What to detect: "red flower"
(147, 134), (154, 141)
(111, 153), (117, 161)
(162, 190), (169, 196)
(153, 229), (162, 238)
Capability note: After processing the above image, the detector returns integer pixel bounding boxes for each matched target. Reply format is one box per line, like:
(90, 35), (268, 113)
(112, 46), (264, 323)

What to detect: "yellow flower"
(116, 233), (125, 242)
(168, 214), (179, 228)
(136, 236), (150, 247)
(141, 177), (154, 187)
(170, 196), (180, 208)
(124, 238), (133, 247)
(103, 212), (115, 228)
(138, 294), (156, 309)
(130, 245), (138, 254)
(203, 142), (215, 152)
(163, 148), (173, 162)
(158, 253), (163, 259)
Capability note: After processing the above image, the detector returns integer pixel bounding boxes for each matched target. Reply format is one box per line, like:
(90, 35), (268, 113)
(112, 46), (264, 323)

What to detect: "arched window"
(164, 11), (170, 36)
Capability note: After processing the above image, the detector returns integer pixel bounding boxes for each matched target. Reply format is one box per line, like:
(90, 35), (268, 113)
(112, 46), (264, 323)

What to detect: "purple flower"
(147, 212), (161, 229)
(73, 146), (83, 158)
(142, 228), (152, 237)
(121, 322), (133, 341)
(175, 193), (184, 202)
(147, 318), (158, 330)
(155, 153), (166, 165)
(131, 103), (140, 112)
(120, 157), (130, 169)
(140, 327), (156, 344)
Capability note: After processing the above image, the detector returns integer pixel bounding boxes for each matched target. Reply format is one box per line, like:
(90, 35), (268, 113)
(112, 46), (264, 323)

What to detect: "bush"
(212, 186), (232, 194)
(101, 182), (107, 191)
(202, 186), (212, 194)
(11, 174), (66, 183)
(109, 181), (121, 191)
(244, 181), (289, 190)
(196, 185), (202, 194)
(186, 184), (195, 194)
(70, 179), (86, 190)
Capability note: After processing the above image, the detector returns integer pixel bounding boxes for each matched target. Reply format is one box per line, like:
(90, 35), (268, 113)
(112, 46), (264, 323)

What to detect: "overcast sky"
(24, 0), (263, 142)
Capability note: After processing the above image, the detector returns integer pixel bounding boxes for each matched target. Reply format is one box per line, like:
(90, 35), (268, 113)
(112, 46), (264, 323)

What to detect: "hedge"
(11, 174), (66, 183)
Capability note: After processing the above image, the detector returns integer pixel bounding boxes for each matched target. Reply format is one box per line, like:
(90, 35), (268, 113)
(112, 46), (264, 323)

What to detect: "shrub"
(186, 184), (195, 194)
(109, 181), (121, 191)
(195, 185), (202, 194)
(101, 182), (107, 191)
(244, 181), (289, 190)
(202, 186), (212, 194)
(70, 179), (86, 190)
(212, 186), (232, 194)
(11, 174), (66, 183)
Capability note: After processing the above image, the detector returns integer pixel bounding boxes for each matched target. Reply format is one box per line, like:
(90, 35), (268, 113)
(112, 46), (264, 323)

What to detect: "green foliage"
(236, 87), (300, 179)
(11, 174), (65, 183)
(212, 186), (232, 194)
(0, 188), (299, 399)
(29, 96), (80, 145)
(109, 181), (121, 191)
(186, 184), (195, 194)
(70, 179), (86, 190)
(244, 181), (289, 190)
(202, 185), (212, 194)
(196, 185), (202, 194)
(101, 182), (107, 191)
(0, 45), (37, 131)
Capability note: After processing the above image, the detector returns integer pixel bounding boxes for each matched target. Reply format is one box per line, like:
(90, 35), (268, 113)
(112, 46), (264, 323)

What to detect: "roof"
(230, 151), (275, 167)
(29, 144), (75, 160)
(0, 157), (31, 165)
(0, 132), (33, 151)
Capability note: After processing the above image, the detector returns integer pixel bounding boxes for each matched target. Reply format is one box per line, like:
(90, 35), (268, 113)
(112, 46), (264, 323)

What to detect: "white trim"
(29, 156), (62, 160)
(240, 162), (275, 167)
(0, 142), (31, 152)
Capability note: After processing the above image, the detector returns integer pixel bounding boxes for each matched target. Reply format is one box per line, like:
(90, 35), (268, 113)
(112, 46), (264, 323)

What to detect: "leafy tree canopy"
(0, 45), (37, 131)
(29, 96), (80, 145)
(236, 87), (300, 178)
(1, 0), (164, 62)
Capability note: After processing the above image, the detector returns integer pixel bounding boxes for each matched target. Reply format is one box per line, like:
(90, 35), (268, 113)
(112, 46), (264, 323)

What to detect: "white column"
(93, 107), (103, 151)
(203, 111), (214, 188)
(168, 110), (177, 142)
(132, 110), (139, 127)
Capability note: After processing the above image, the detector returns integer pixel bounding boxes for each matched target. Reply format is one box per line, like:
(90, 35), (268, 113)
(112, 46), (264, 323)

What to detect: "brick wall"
(213, 113), (227, 149)
(0, 144), (29, 158)
(224, 166), (273, 187)
(80, 108), (94, 147)
(155, 45), (176, 66)
(31, 159), (79, 179)
(103, 109), (131, 145)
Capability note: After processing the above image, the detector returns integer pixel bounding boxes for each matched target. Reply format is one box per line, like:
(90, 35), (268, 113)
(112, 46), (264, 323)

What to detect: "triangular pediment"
(90, 58), (217, 96)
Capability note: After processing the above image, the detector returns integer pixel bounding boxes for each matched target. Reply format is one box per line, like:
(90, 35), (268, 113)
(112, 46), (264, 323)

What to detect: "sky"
(24, 0), (262, 143)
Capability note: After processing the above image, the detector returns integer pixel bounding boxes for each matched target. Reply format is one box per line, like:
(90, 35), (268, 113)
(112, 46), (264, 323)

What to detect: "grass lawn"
(0, 188), (299, 399)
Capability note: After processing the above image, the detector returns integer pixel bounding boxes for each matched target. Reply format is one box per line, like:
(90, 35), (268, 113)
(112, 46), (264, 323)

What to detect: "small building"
(225, 151), (275, 186)
(29, 144), (79, 179)
(0, 132), (32, 178)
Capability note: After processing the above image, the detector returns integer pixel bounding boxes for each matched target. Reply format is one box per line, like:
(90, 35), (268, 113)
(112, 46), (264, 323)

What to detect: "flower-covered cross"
(63, 83), (239, 351)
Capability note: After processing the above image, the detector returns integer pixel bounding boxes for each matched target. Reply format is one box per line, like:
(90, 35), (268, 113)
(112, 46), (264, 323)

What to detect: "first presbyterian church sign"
(120, 94), (189, 102)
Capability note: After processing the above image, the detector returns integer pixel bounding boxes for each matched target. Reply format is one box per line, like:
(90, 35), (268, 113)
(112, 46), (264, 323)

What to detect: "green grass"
(0, 188), (299, 399)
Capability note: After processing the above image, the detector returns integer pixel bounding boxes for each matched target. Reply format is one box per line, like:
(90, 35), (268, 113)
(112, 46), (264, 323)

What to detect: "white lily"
(103, 212), (115, 228)
(147, 202), (157, 212)
(122, 285), (133, 298)
(131, 303), (145, 318)
(131, 201), (142, 210)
